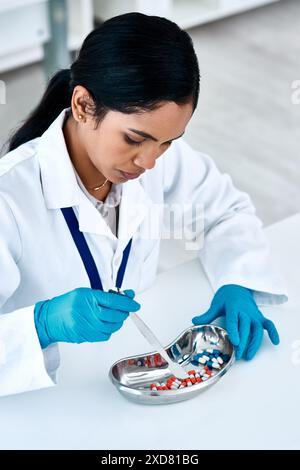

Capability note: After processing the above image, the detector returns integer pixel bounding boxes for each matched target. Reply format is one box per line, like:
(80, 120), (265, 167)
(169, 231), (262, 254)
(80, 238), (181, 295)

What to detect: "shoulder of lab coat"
(0, 159), (58, 397)
(162, 138), (288, 306)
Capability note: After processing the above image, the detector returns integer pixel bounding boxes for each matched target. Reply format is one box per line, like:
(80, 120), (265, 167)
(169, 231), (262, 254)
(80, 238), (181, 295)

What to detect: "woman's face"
(74, 90), (194, 184)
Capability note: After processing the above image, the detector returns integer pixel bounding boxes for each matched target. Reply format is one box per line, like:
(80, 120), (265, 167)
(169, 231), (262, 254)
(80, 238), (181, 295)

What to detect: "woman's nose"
(133, 153), (157, 170)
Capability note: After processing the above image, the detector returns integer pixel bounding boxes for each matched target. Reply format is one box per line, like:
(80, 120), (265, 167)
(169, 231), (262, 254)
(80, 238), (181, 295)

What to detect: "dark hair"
(8, 12), (200, 152)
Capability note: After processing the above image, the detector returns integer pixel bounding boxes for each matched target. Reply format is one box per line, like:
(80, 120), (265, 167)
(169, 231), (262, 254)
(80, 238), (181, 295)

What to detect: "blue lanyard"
(61, 207), (132, 291)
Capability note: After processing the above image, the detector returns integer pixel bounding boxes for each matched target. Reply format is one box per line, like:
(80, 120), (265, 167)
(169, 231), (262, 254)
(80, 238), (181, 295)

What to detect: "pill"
(194, 353), (204, 359)
(170, 383), (179, 390)
(212, 362), (221, 369)
(217, 357), (224, 364)
(199, 357), (207, 364)
(191, 360), (200, 366)
(153, 353), (161, 366)
(151, 356), (157, 367)
(167, 376), (176, 381)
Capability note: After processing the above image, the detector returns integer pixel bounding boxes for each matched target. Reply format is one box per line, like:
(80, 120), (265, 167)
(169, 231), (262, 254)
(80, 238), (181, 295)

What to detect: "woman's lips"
(119, 170), (143, 180)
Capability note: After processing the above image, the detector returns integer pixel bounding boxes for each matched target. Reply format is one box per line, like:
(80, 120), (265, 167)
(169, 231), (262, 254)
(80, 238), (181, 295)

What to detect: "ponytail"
(8, 68), (71, 151)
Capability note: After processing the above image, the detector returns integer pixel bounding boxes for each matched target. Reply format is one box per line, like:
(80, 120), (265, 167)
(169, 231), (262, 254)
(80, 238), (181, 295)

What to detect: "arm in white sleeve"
(163, 138), (288, 306)
(0, 193), (57, 397)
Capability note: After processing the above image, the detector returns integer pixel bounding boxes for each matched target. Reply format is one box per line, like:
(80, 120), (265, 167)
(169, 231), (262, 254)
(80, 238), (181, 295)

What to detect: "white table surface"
(0, 213), (299, 450)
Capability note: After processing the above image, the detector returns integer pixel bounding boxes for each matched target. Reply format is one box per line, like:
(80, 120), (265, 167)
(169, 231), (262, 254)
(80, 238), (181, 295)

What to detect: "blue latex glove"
(192, 284), (279, 360)
(34, 288), (140, 349)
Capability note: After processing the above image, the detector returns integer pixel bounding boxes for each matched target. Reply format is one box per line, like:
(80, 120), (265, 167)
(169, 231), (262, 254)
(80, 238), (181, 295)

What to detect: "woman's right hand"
(34, 288), (140, 348)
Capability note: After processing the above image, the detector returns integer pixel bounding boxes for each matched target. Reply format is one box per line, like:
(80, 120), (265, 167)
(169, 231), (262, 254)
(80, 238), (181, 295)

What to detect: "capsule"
(212, 362), (221, 369)
(191, 360), (200, 366)
(170, 383), (179, 390)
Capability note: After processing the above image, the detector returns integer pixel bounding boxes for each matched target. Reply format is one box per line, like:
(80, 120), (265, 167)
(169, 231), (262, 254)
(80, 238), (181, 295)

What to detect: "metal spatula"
(112, 288), (189, 380)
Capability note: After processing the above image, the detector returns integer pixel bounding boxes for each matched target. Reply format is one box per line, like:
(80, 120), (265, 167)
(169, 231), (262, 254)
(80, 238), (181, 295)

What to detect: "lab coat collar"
(37, 109), (153, 241)
(37, 108), (81, 210)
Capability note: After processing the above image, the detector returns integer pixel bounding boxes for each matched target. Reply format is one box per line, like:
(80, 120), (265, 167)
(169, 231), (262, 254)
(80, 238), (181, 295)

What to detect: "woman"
(0, 12), (287, 397)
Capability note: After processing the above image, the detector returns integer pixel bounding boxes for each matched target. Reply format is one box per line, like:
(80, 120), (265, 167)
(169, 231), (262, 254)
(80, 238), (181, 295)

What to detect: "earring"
(78, 114), (83, 120)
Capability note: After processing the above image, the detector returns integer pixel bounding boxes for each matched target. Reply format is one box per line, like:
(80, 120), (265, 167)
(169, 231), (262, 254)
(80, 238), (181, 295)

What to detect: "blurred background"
(0, 0), (299, 227)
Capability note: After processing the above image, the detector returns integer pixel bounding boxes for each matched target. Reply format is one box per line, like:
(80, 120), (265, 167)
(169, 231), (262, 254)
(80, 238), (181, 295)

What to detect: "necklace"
(86, 178), (109, 191)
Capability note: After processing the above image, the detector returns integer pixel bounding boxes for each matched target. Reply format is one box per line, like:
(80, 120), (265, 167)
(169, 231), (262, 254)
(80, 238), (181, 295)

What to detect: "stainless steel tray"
(109, 324), (235, 405)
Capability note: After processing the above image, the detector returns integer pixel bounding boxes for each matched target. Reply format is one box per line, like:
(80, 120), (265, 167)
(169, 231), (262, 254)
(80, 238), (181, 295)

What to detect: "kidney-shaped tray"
(109, 324), (235, 405)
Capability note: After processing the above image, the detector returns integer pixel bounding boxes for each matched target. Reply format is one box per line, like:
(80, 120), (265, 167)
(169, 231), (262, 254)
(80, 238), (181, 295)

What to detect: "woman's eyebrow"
(127, 128), (185, 142)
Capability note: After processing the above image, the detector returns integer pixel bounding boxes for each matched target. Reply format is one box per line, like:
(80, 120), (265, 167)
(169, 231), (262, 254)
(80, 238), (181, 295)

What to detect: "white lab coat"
(0, 108), (287, 397)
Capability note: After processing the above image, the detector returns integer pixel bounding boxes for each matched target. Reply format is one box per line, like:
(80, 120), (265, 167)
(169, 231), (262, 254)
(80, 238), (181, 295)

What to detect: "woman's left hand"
(192, 284), (280, 360)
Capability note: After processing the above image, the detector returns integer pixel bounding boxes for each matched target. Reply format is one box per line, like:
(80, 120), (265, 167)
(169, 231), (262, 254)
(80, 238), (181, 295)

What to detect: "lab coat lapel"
(77, 190), (115, 239)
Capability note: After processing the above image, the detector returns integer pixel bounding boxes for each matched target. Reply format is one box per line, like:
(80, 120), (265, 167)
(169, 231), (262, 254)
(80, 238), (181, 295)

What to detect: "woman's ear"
(71, 85), (94, 123)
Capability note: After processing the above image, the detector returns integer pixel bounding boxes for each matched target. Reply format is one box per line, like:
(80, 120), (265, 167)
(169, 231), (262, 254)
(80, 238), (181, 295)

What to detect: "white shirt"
(0, 108), (288, 397)
(73, 168), (122, 238)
